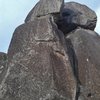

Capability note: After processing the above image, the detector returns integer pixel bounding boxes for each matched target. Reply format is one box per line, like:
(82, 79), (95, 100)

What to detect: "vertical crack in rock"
(65, 39), (80, 100)
(66, 29), (100, 100)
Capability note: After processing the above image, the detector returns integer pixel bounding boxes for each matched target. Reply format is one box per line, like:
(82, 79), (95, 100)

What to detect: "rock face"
(0, 53), (7, 83)
(25, 0), (64, 23)
(57, 2), (97, 33)
(5, 15), (76, 100)
(0, 0), (100, 100)
(66, 29), (100, 100)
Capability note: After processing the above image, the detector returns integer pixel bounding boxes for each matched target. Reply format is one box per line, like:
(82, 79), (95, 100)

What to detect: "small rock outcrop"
(25, 0), (64, 23)
(0, 0), (100, 100)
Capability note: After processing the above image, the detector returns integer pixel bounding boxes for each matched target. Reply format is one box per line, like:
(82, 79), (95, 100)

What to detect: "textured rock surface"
(0, 53), (7, 83)
(0, 0), (100, 100)
(0, 52), (8, 99)
(0, 15), (77, 100)
(66, 29), (100, 100)
(57, 2), (97, 33)
(0, 52), (7, 62)
(25, 0), (64, 23)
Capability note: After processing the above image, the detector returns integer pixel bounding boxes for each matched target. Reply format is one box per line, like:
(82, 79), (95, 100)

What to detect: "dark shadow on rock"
(65, 39), (81, 100)
(56, 9), (78, 34)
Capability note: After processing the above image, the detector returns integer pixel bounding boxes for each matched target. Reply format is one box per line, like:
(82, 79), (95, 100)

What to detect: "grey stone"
(0, 1), (100, 100)
(57, 2), (97, 34)
(66, 28), (100, 100)
(0, 53), (7, 83)
(0, 15), (77, 100)
(25, 0), (64, 23)
(0, 52), (7, 61)
(0, 52), (8, 99)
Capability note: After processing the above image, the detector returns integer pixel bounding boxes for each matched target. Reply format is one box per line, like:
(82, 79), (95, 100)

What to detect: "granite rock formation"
(66, 29), (100, 100)
(0, 0), (100, 100)
(57, 2), (97, 33)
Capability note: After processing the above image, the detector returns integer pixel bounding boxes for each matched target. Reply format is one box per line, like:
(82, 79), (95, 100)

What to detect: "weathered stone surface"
(0, 53), (7, 83)
(57, 2), (97, 34)
(0, 15), (77, 100)
(25, 0), (64, 23)
(0, 52), (7, 61)
(0, 0), (100, 100)
(66, 28), (100, 100)
(0, 52), (8, 99)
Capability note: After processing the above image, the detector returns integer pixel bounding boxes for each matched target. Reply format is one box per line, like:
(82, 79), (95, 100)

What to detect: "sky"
(0, 0), (100, 53)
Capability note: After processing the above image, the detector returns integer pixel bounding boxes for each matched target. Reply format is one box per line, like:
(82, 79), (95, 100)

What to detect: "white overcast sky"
(0, 0), (100, 53)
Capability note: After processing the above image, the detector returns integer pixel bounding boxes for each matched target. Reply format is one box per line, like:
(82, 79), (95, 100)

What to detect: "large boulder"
(25, 0), (64, 23)
(57, 2), (97, 34)
(0, 15), (77, 100)
(66, 28), (100, 100)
